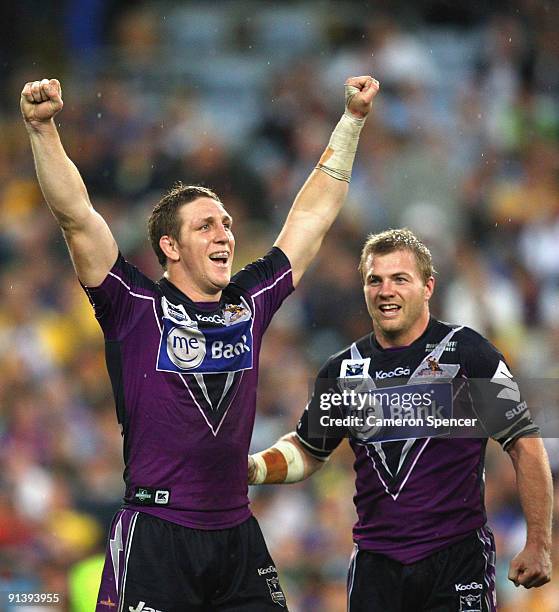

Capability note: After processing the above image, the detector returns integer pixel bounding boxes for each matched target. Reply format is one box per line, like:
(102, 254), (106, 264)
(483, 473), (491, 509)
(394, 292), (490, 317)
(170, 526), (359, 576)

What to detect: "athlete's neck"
(163, 271), (223, 303)
(373, 312), (431, 349)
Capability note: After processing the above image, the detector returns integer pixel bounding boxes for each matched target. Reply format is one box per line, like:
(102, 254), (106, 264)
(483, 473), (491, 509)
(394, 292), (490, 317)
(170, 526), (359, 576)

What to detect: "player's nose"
(378, 280), (395, 297)
(214, 223), (230, 243)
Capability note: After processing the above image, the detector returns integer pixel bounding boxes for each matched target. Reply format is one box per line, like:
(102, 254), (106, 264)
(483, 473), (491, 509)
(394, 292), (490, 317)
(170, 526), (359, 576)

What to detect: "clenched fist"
(21, 78), (63, 126)
(345, 75), (380, 119)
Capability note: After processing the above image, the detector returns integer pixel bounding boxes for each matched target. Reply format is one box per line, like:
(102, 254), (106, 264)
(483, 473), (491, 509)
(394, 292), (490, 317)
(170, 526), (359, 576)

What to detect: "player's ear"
(424, 276), (435, 301)
(159, 235), (180, 262)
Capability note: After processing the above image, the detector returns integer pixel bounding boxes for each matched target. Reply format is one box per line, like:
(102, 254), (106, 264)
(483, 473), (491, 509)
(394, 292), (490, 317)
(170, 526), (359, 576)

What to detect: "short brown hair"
(148, 183), (221, 269)
(358, 228), (435, 284)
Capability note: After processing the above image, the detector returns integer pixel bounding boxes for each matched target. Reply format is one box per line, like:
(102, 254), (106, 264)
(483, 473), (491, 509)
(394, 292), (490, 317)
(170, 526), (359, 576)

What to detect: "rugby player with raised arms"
(21, 74), (379, 610)
(249, 229), (553, 611)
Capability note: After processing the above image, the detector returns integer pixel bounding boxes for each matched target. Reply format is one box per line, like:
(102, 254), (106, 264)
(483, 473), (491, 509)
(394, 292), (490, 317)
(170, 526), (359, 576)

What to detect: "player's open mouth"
(378, 304), (401, 317)
(209, 252), (230, 267)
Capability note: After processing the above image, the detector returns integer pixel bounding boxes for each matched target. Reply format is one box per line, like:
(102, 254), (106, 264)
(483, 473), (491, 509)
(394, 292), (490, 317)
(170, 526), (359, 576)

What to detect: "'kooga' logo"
(196, 313), (224, 324)
(375, 367), (410, 380)
(455, 582), (482, 591)
(258, 565), (277, 576)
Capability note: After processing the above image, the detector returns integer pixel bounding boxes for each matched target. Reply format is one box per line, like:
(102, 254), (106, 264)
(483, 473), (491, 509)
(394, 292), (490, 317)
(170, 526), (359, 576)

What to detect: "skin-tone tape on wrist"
(251, 440), (306, 484)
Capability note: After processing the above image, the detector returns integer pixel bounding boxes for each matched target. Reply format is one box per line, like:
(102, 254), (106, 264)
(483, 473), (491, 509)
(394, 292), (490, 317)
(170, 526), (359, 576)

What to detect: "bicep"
(274, 212), (328, 287)
(63, 209), (119, 287)
(274, 169), (348, 287)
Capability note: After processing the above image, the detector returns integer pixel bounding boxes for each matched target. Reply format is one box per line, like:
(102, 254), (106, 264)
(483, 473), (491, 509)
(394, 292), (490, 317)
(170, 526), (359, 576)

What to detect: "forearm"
(274, 111), (364, 284)
(249, 432), (325, 484)
(509, 438), (553, 549)
(26, 120), (93, 231)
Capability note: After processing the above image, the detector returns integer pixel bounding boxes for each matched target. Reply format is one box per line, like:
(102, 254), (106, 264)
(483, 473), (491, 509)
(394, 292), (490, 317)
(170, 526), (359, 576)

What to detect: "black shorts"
(347, 527), (496, 612)
(96, 509), (288, 611)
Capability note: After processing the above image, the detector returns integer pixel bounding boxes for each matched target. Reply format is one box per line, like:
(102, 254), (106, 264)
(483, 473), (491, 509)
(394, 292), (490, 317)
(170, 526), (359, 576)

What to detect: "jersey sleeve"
(81, 253), (157, 341)
(463, 333), (539, 450)
(295, 360), (346, 461)
(230, 247), (294, 332)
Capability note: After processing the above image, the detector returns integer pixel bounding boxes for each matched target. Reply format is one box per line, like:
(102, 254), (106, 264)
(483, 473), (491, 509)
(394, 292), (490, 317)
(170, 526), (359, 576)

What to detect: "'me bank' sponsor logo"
(167, 326), (206, 369)
(375, 366), (410, 380)
(158, 314), (254, 374)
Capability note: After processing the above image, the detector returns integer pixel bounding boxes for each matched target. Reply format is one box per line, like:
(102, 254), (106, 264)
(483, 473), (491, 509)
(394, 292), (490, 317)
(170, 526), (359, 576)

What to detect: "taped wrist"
(317, 84), (366, 183)
(250, 440), (306, 484)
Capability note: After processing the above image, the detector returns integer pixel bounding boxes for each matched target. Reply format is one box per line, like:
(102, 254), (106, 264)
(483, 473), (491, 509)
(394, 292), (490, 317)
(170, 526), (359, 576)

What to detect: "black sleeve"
(464, 333), (539, 450)
(295, 360), (346, 461)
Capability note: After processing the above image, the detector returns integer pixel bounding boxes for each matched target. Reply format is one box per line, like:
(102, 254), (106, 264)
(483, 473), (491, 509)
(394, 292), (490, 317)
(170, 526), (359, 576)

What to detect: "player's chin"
(377, 318), (403, 333)
(211, 271), (231, 289)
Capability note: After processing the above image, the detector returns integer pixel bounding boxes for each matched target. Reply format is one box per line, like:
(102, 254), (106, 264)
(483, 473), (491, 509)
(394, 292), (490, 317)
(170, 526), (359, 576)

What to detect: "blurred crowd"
(1, 1), (558, 610)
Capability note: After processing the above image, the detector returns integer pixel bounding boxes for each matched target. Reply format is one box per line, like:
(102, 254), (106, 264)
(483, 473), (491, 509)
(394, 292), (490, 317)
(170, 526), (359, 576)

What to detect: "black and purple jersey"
(296, 318), (537, 564)
(83, 247), (293, 530)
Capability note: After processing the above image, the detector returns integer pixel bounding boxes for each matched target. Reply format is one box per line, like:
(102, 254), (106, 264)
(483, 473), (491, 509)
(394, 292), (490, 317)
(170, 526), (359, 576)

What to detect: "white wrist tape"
(317, 84), (366, 183)
(274, 440), (306, 483)
(250, 453), (268, 485)
(250, 440), (306, 484)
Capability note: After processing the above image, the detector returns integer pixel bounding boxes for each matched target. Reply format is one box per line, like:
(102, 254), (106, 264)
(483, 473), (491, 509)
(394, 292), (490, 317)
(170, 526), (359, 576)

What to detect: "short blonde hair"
(358, 228), (435, 284)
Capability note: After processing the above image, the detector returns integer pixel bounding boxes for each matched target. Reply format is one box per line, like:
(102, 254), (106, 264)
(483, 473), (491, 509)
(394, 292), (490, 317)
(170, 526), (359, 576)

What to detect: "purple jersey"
(83, 247), (293, 529)
(296, 318), (537, 564)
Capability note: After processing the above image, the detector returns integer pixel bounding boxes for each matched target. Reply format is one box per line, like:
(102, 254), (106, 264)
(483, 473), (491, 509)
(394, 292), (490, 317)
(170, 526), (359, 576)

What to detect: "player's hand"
(248, 455), (257, 485)
(21, 78), (63, 126)
(345, 75), (380, 120)
(508, 544), (552, 588)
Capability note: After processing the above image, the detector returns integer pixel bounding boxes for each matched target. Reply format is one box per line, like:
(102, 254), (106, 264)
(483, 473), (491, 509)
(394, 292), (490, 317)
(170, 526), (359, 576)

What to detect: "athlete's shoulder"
(111, 253), (158, 293)
(440, 321), (506, 375)
(230, 247), (292, 295)
(452, 324), (500, 355)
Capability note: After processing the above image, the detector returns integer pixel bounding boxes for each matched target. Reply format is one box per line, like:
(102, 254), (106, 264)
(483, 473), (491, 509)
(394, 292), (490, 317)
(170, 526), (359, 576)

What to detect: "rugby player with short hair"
(249, 228), (553, 611)
(21, 75), (379, 610)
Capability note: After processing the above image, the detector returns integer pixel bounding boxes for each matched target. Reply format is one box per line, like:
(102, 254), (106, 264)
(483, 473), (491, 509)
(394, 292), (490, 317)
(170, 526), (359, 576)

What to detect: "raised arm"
(248, 431), (325, 485)
(21, 78), (118, 286)
(507, 437), (553, 588)
(274, 75), (379, 287)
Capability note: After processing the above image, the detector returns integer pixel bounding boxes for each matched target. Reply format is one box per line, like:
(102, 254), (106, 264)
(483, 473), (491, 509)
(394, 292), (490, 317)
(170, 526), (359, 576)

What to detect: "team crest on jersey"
(223, 302), (251, 326)
(266, 577), (286, 607)
(459, 593), (481, 612)
(414, 359), (460, 381)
